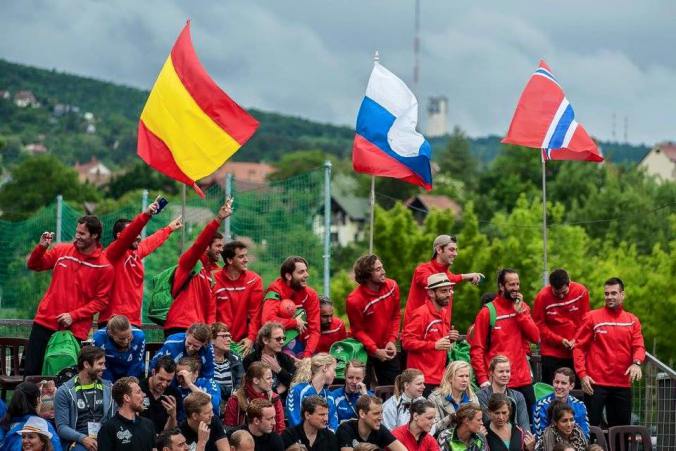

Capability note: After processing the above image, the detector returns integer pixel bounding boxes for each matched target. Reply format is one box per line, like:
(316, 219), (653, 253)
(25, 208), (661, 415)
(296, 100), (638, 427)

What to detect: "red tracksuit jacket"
(573, 306), (645, 388)
(100, 212), (172, 326)
(392, 425), (440, 451)
(317, 317), (348, 353)
(405, 259), (463, 321)
(532, 281), (590, 359)
(213, 269), (263, 342)
(260, 278), (320, 357)
(469, 294), (540, 387)
(402, 299), (450, 385)
(28, 242), (114, 340)
(346, 278), (401, 356)
(164, 219), (220, 330)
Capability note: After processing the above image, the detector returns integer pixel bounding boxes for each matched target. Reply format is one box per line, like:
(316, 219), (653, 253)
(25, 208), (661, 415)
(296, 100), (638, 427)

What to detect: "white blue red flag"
(502, 60), (603, 162)
(352, 62), (433, 190)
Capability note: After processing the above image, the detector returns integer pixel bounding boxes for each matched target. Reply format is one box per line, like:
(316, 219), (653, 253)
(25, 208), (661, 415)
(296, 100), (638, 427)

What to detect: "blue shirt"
(532, 393), (590, 439)
(286, 383), (338, 431)
(176, 377), (221, 422)
(150, 333), (215, 379)
(93, 327), (145, 382)
(330, 386), (373, 423)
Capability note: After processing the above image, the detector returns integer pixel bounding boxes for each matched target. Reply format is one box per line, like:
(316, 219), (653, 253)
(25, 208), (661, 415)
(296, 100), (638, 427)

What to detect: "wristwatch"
(633, 360), (642, 366)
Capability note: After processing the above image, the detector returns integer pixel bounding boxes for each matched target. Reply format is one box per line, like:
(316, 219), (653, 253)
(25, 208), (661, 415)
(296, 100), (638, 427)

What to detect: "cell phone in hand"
(156, 197), (169, 214)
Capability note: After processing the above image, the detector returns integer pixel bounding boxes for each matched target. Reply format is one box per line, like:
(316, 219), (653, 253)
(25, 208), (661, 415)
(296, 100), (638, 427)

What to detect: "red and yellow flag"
(137, 21), (259, 197)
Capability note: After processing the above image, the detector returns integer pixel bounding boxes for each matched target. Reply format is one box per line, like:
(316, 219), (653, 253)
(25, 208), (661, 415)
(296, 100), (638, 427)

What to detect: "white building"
(639, 142), (676, 182)
(426, 96), (448, 137)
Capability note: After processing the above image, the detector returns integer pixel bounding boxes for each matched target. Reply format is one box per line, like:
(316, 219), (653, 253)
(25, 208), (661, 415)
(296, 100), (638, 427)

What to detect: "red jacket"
(223, 383), (285, 432)
(164, 220), (220, 330)
(573, 306), (645, 388)
(100, 212), (172, 326)
(213, 269), (263, 341)
(469, 295), (540, 387)
(392, 425), (440, 451)
(317, 317), (348, 353)
(402, 299), (450, 385)
(261, 278), (320, 357)
(532, 281), (590, 359)
(28, 242), (114, 340)
(405, 260), (463, 321)
(346, 279), (401, 356)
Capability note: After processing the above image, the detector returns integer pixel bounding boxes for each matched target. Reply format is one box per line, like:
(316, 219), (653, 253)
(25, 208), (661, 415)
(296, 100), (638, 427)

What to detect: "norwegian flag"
(502, 60), (603, 162)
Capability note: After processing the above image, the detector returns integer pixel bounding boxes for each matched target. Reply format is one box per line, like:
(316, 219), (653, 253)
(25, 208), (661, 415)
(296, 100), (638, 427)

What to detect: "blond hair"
(291, 353), (336, 386)
(436, 361), (475, 399)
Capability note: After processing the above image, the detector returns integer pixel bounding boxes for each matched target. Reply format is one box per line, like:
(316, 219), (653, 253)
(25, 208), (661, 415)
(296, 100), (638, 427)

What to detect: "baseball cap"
(432, 234), (456, 257)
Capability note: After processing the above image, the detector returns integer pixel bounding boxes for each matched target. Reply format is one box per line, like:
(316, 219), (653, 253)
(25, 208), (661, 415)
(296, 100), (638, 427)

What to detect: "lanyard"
(76, 378), (100, 417)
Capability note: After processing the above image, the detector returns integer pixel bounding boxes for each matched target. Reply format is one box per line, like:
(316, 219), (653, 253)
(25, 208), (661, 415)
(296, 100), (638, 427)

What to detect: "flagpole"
(541, 150), (548, 286)
(180, 184), (186, 254)
(368, 175), (375, 254)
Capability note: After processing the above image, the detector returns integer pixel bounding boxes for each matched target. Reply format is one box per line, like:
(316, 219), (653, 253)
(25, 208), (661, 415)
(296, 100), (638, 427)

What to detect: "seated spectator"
(331, 360), (372, 423)
(174, 357), (220, 421)
(241, 399), (284, 451)
(179, 392), (229, 451)
(382, 368), (425, 430)
(224, 362), (285, 433)
(37, 381), (56, 423)
(93, 315), (145, 382)
(139, 355), (179, 433)
(335, 395), (406, 451)
(281, 396), (338, 451)
(391, 399), (439, 451)
(243, 322), (296, 397)
(534, 402), (587, 451)
(476, 355), (529, 431)
(552, 445), (575, 451)
(0, 383), (61, 451)
(286, 353), (338, 431)
(532, 368), (589, 440)
(151, 323), (215, 380)
(484, 393), (535, 451)
(98, 377), (155, 451)
(54, 346), (114, 451)
(317, 297), (347, 353)
(229, 429), (254, 451)
(14, 416), (54, 451)
(437, 403), (487, 451)
(156, 428), (189, 451)
(211, 323), (244, 411)
(428, 361), (478, 435)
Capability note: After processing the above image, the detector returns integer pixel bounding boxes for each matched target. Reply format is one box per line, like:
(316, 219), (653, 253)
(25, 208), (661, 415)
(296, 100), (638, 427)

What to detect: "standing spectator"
(214, 240), (263, 356)
(139, 356), (179, 433)
(469, 269), (540, 417)
(391, 399), (440, 451)
(151, 324), (215, 379)
(243, 323), (296, 397)
(93, 315), (145, 382)
(241, 399), (284, 451)
(573, 277), (645, 427)
(476, 355), (530, 432)
(174, 357), (220, 420)
(178, 392), (229, 451)
(532, 368), (589, 440)
(98, 377), (156, 451)
(402, 273), (459, 393)
(335, 395), (406, 451)
(163, 199), (232, 336)
(428, 361), (478, 434)
(281, 396), (339, 451)
(54, 346), (115, 451)
(156, 428), (189, 451)
(211, 323), (244, 410)
(405, 235), (483, 322)
(25, 216), (114, 375)
(0, 383), (61, 451)
(261, 256), (321, 357)
(99, 198), (181, 328)
(382, 369), (425, 430)
(317, 297), (347, 353)
(534, 402), (587, 451)
(331, 361), (372, 423)
(532, 269), (590, 385)
(286, 354), (338, 431)
(346, 255), (401, 386)
(484, 393), (535, 451)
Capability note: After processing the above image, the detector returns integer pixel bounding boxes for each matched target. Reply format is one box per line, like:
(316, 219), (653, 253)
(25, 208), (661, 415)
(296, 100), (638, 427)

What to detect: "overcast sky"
(1, 0), (674, 145)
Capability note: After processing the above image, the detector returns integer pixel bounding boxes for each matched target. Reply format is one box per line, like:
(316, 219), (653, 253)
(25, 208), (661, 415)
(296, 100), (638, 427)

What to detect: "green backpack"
(42, 331), (80, 376)
(330, 338), (368, 380)
(148, 261), (203, 325)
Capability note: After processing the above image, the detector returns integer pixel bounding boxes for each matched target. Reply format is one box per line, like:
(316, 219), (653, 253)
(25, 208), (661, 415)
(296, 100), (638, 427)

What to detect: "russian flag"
(352, 62), (432, 190)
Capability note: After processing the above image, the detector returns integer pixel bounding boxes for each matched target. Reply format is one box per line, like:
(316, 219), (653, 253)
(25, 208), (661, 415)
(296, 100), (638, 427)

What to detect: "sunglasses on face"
(271, 336), (285, 342)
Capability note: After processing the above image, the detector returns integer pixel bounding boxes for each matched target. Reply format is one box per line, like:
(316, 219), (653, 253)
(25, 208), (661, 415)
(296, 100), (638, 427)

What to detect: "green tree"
(436, 126), (479, 192)
(106, 161), (180, 198)
(268, 150), (331, 181)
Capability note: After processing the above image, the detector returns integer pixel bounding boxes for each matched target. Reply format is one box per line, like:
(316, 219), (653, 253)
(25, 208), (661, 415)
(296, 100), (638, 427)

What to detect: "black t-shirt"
(74, 381), (105, 433)
(281, 424), (338, 451)
(251, 429), (285, 451)
(335, 419), (396, 449)
(179, 416), (227, 451)
(98, 413), (156, 451)
(139, 378), (180, 433)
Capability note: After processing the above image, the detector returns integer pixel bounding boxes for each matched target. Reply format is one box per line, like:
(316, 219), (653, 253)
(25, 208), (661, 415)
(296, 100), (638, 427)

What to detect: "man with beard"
(261, 256), (320, 358)
(346, 255), (401, 386)
(98, 377), (156, 451)
(55, 346), (115, 451)
(317, 297), (347, 353)
(469, 268), (540, 418)
(402, 273), (460, 395)
(93, 315), (145, 382)
(140, 356), (180, 433)
(335, 395), (406, 451)
(281, 396), (338, 451)
(25, 215), (114, 376)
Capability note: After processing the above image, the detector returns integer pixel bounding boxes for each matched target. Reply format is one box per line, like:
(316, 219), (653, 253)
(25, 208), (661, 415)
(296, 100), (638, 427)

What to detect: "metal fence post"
(323, 160), (332, 297)
(224, 173), (232, 240)
(141, 189), (148, 238)
(55, 195), (63, 242)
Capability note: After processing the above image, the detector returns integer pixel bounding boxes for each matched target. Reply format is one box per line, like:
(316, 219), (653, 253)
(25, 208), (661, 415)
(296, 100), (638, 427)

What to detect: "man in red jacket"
(532, 268), (590, 386)
(469, 268), (540, 417)
(213, 239), (263, 355)
(99, 198), (182, 328)
(573, 277), (645, 427)
(163, 198), (232, 337)
(260, 256), (320, 358)
(317, 296), (347, 353)
(402, 273), (459, 395)
(405, 234), (483, 322)
(25, 215), (114, 375)
(346, 254), (401, 386)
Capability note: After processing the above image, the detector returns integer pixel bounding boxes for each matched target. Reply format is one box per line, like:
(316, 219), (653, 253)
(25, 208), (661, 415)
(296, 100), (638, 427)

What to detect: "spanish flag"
(137, 21), (259, 197)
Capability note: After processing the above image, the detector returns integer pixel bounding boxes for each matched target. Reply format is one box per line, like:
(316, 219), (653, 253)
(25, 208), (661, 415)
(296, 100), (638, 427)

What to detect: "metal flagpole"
(180, 184), (186, 254)
(541, 150), (549, 286)
(368, 175), (375, 254)
(323, 160), (332, 296)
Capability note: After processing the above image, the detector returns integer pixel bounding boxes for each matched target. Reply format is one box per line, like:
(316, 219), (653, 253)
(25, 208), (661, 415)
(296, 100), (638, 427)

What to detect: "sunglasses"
(271, 336), (285, 342)
(217, 333), (231, 340)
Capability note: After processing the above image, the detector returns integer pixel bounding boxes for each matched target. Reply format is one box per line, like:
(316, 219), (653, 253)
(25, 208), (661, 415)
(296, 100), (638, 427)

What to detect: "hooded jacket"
(213, 269), (263, 342)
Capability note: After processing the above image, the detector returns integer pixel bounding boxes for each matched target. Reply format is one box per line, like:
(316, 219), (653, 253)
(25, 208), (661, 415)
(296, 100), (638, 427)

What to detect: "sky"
(1, 0), (674, 145)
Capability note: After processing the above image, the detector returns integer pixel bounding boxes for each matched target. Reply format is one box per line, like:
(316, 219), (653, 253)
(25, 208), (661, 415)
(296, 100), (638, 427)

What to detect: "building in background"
(426, 96), (448, 137)
(639, 142), (676, 182)
(74, 157), (111, 186)
(405, 193), (461, 223)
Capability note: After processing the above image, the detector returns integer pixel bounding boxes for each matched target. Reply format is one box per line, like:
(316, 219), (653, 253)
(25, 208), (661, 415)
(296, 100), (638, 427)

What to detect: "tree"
(268, 150), (331, 181)
(436, 126), (480, 191)
(106, 161), (180, 198)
